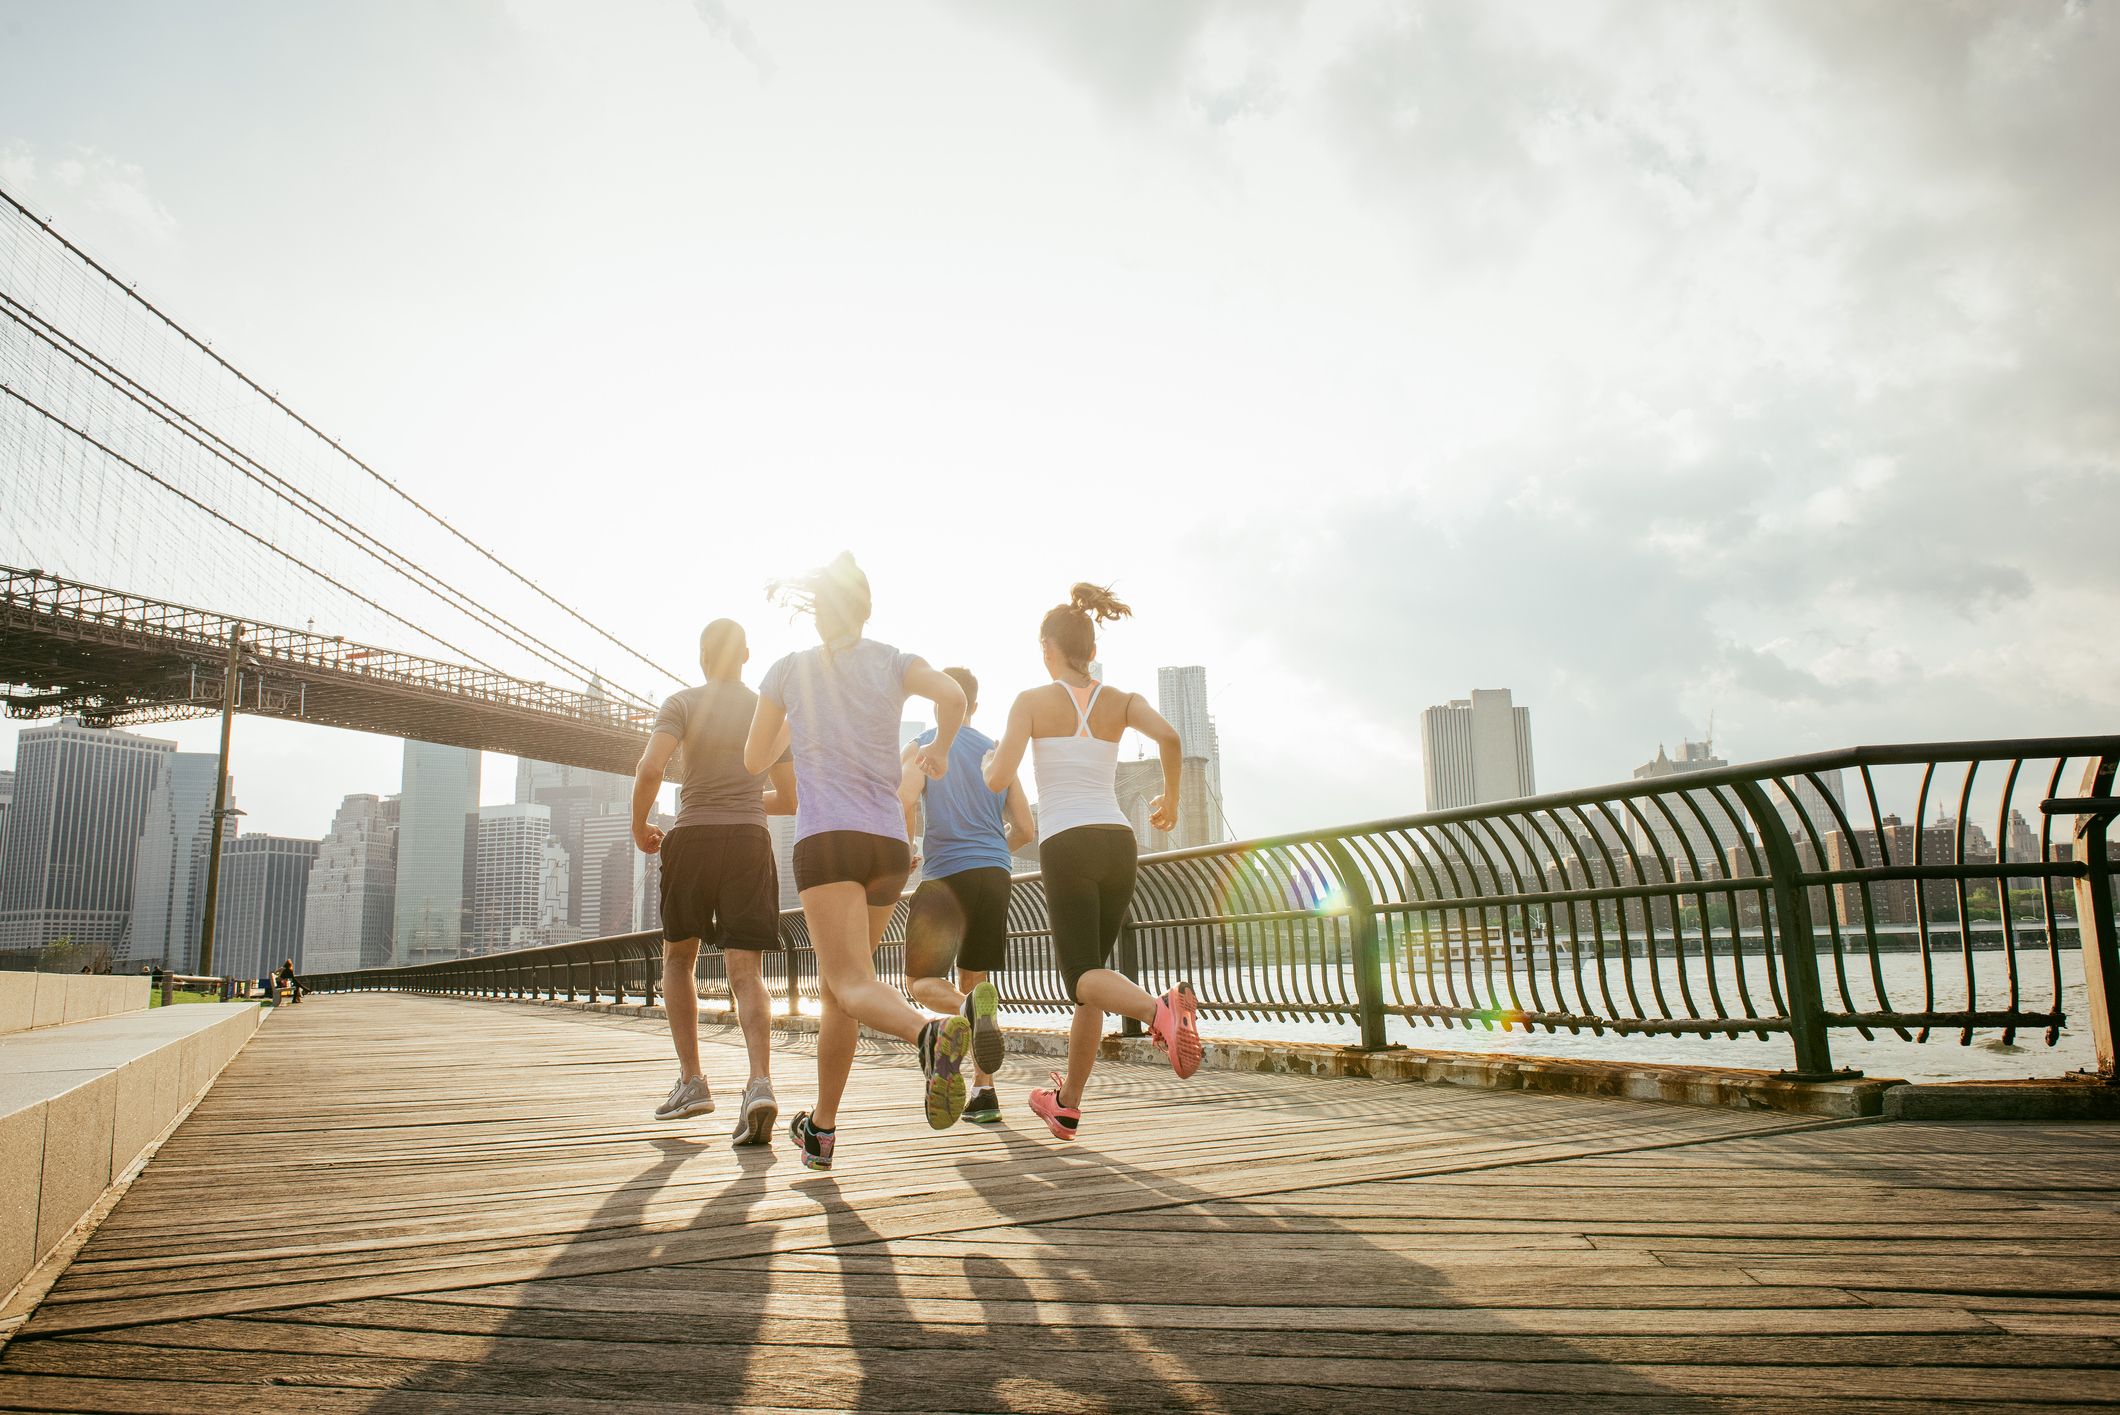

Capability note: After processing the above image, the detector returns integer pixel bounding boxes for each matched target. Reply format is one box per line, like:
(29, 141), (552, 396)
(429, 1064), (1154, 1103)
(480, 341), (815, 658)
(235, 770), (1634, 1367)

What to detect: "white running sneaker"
(654, 1074), (715, 1121)
(731, 1077), (778, 1146)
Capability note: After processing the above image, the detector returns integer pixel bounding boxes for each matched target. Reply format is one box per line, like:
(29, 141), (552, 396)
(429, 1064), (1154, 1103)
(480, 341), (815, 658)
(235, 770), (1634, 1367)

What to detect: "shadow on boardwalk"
(362, 1028), (1703, 1413)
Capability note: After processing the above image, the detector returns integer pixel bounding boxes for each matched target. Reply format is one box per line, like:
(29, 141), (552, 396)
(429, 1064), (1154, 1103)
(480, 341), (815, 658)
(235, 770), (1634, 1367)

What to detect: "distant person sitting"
(275, 958), (302, 1004)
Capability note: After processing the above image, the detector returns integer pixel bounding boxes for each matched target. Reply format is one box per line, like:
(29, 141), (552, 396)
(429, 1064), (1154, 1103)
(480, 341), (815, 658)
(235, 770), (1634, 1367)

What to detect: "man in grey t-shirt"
(632, 619), (795, 1142)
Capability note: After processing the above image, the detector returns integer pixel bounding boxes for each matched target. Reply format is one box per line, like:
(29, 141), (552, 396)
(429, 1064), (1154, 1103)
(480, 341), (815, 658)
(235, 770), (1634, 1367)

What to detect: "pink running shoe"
(1028, 1072), (1080, 1141)
(1150, 981), (1203, 1079)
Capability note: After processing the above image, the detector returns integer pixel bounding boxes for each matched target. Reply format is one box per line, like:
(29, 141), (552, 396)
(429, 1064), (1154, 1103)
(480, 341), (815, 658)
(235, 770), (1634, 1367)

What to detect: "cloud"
(4, 142), (177, 245)
(945, 0), (1300, 120)
(957, 0), (2119, 794)
(690, 0), (774, 78)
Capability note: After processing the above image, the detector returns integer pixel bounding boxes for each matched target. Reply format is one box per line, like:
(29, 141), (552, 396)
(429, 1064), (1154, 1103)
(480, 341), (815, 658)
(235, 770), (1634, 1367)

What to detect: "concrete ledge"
(0, 1002), (262, 1304)
(1883, 1077), (2120, 1123)
(0, 973), (149, 1037)
(433, 993), (1897, 1119)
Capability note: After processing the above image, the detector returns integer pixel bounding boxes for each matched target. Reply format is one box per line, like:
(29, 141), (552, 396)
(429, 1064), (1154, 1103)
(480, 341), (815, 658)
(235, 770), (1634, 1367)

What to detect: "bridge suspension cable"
(1, 382), (514, 676)
(0, 183), (689, 703)
(0, 292), (651, 704)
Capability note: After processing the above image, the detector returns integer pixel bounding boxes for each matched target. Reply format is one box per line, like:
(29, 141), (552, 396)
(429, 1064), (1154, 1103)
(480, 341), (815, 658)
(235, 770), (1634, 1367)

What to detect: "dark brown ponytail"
(1040, 582), (1132, 670)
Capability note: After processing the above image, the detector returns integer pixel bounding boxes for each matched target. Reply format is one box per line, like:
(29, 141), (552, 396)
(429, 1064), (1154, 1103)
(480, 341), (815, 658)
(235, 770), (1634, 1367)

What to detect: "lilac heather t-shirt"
(758, 638), (918, 844)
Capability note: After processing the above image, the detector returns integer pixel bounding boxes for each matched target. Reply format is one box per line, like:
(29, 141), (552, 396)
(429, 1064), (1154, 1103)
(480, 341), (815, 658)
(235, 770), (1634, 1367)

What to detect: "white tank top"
(1031, 681), (1131, 841)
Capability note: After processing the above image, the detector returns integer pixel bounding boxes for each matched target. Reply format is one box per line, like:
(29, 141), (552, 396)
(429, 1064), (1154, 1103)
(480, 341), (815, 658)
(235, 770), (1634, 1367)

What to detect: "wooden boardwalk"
(0, 996), (2115, 1413)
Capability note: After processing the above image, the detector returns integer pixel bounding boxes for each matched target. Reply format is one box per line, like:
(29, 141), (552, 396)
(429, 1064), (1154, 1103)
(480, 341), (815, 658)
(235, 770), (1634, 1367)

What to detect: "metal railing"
(309, 735), (2120, 1080)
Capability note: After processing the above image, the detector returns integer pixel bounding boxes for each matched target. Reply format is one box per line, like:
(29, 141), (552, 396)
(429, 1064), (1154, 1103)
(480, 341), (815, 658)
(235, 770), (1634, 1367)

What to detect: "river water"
(1012, 948), (2098, 1084)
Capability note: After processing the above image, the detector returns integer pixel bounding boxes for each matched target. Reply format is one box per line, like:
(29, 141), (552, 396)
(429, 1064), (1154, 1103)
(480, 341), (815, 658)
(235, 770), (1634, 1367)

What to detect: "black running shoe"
(962, 1085), (1002, 1124)
(789, 1110), (834, 1171)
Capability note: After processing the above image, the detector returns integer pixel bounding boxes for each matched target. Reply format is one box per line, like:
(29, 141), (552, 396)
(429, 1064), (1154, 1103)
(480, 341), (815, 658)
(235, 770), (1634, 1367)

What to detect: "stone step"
(0, 1002), (263, 1303)
(0, 973), (149, 1036)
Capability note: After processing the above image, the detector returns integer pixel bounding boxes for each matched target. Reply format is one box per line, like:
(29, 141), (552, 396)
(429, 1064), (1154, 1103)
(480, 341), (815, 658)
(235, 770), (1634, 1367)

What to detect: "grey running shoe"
(653, 1074), (715, 1121)
(731, 1077), (778, 1147)
(964, 979), (1006, 1077)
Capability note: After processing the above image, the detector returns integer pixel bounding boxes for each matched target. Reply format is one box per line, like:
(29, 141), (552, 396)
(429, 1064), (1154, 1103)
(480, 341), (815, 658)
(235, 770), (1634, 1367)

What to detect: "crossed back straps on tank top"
(1044, 679), (1125, 742)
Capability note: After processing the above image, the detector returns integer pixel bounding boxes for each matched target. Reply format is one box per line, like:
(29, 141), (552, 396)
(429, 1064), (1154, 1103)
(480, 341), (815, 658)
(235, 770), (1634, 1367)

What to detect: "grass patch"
(149, 988), (222, 1007)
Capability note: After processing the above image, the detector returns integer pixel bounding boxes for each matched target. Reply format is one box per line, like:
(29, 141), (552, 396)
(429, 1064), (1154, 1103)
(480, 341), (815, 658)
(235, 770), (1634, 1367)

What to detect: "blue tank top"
(914, 725), (1012, 878)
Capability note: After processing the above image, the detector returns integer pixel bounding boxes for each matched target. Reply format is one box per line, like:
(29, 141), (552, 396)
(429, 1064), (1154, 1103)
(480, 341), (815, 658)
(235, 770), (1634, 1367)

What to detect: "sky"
(0, 0), (2115, 843)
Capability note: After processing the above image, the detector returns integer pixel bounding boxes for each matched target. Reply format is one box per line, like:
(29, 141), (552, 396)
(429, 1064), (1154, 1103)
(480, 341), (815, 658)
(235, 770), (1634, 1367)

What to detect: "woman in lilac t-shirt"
(743, 552), (974, 1169)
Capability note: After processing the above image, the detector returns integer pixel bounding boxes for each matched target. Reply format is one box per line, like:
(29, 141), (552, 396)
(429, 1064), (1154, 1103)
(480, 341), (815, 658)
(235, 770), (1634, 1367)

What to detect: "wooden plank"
(2, 993), (2116, 1413)
(12, 1335), (2120, 1406)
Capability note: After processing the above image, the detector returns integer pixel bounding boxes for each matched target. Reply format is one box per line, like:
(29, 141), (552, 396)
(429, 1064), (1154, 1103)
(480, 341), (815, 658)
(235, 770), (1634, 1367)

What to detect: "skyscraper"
(575, 812), (635, 939)
(0, 768), (13, 860)
(1630, 739), (1745, 874)
(123, 752), (225, 971)
(392, 739), (481, 965)
(514, 756), (630, 936)
(303, 794), (399, 973)
(1420, 690), (1536, 811)
(214, 835), (318, 981)
(0, 719), (174, 955)
(1157, 666), (1225, 841)
(472, 803), (560, 955)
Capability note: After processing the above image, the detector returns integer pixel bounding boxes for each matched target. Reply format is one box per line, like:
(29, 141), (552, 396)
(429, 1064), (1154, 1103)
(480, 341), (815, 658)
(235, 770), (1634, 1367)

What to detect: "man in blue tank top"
(898, 667), (1035, 1123)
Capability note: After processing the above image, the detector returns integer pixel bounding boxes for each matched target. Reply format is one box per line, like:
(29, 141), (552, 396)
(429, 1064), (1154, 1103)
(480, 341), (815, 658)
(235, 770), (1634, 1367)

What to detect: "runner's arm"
(632, 730), (679, 852)
(903, 658), (967, 778)
(897, 745), (926, 851)
(764, 758), (798, 816)
(984, 692), (1033, 794)
(743, 694), (788, 776)
(1003, 779), (1035, 853)
(1125, 692), (1184, 833)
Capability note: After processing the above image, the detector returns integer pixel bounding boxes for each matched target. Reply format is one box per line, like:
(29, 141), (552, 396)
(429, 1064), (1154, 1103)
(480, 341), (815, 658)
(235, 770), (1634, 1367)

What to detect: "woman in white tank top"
(983, 583), (1205, 1141)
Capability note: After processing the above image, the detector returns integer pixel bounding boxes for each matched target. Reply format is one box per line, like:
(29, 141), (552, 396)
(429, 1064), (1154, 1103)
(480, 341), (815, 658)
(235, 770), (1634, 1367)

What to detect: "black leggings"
(1041, 825), (1139, 1002)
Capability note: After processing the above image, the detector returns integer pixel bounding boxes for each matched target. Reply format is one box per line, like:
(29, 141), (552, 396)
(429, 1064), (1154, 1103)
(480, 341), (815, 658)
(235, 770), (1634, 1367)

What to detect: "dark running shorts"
(793, 830), (912, 905)
(659, 824), (781, 950)
(906, 866), (1012, 976)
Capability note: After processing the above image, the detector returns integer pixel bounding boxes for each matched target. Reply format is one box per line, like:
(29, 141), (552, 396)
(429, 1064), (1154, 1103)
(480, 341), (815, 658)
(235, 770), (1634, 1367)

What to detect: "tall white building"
(1156, 666), (1226, 842)
(303, 794), (399, 973)
(1420, 690), (1536, 811)
(472, 803), (560, 955)
(0, 720), (173, 955)
(123, 752), (225, 971)
(575, 812), (634, 939)
(214, 835), (318, 981)
(392, 740), (480, 965)
(1161, 666), (1229, 840)
(0, 769), (13, 860)
(1157, 666), (1216, 760)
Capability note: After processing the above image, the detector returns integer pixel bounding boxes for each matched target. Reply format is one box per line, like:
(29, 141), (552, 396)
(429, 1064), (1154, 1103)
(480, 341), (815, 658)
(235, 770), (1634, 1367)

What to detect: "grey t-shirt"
(758, 638), (917, 843)
(652, 681), (787, 831)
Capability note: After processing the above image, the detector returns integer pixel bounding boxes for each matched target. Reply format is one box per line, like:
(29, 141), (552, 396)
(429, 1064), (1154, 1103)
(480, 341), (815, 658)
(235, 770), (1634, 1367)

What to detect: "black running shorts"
(659, 824), (781, 950)
(906, 866), (1013, 977)
(792, 829), (912, 905)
